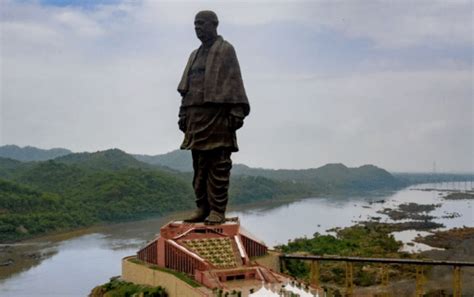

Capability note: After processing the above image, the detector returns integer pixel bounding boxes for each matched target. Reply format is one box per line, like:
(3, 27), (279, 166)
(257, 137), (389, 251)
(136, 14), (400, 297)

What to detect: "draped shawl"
(178, 36), (250, 116)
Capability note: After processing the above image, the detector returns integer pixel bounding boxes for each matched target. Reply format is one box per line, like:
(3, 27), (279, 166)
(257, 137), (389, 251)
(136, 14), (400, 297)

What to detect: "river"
(0, 183), (472, 297)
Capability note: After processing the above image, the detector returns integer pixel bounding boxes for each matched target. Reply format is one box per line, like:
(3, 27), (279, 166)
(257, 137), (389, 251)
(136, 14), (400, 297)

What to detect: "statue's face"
(194, 15), (216, 42)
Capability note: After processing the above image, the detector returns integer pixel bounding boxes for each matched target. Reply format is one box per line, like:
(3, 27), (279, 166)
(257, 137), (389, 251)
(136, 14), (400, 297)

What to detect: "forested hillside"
(0, 166), (194, 242)
(0, 150), (311, 242)
(0, 146), (422, 242)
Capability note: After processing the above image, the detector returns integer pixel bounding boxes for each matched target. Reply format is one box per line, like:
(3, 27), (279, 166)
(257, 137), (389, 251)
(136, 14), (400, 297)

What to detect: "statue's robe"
(177, 36), (249, 214)
(178, 36), (249, 152)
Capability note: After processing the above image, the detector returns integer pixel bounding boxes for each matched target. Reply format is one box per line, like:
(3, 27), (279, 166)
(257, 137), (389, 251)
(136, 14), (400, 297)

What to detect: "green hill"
(13, 160), (87, 195)
(0, 150), (312, 242)
(232, 163), (403, 192)
(0, 165), (195, 242)
(0, 146), (410, 242)
(2, 146), (406, 192)
(133, 150), (192, 172)
(0, 179), (96, 242)
(54, 149), (152, 172)
(0, 157), (23, 179)
(0, 157), (37, 179)
(0, 145), (71, 161)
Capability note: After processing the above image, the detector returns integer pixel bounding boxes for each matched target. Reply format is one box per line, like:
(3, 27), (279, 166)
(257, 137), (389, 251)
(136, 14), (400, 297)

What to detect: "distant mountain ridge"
(0, 145), (406, 191)
(10, 146), (402, 192)
(2, 145), (471, 192)
(0, 145), (71, 161)
(134, 149), (402, 191)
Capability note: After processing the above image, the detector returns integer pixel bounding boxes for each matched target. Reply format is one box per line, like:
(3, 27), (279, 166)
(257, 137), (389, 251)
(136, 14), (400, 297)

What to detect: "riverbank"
(0, 196), (312, 281)
(1, 183), (472, 297)
(278, 223), (474, 296)
(273, 186), (474, 296)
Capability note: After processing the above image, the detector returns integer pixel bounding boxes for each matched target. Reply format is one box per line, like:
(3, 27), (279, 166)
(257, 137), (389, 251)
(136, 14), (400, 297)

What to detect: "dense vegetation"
(0, 167), (194, 242)
(90, 278), (167, 297)
(0, 150), (312, 242)
(279, 224), (403, 258)
(0, 145), (424, 243)
(276, 223), (419, 287)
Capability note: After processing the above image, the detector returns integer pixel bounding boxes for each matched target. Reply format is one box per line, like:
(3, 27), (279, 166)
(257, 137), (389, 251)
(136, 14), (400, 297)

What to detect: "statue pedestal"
(123, 218), (319, 296)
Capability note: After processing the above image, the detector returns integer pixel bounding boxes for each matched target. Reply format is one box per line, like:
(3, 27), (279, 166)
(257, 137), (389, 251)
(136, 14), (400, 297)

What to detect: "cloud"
(131, 0), (473, 48)
(237, 69), (473, 171)
(54, 10), (105, 37)
(298, 0), (472, 49)
(1, 0), (472, 172)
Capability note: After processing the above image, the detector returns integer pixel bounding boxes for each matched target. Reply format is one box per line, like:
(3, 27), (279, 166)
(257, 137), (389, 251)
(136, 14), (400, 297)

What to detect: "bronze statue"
(177, 10), (250, 225)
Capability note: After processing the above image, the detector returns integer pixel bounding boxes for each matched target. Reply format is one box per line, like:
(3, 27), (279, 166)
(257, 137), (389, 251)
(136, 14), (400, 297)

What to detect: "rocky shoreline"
(415, 227), (474, 250)
(357, 197), (474, 295)
(417, 227), (474, 296)
(444, 192), (474, 200)
(377, 202), (440, 221)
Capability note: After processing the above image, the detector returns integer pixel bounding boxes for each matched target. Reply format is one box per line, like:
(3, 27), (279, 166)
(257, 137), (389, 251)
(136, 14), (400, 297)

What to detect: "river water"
(0, 183), (472, 297)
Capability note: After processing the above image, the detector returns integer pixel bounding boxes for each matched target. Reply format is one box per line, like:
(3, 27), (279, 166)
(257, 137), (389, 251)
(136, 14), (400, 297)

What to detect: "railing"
(280, 254), (474, 297)
(137, 239), (158, 264)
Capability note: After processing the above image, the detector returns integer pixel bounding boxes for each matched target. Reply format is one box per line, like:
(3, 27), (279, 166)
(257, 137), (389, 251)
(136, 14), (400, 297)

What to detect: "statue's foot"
(204, 210), (225, 225)
(183, 208), (209, 223)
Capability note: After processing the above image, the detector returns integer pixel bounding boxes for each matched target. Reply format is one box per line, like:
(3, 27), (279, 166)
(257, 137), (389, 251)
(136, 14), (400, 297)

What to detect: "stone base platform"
(122, 219), (320, 296)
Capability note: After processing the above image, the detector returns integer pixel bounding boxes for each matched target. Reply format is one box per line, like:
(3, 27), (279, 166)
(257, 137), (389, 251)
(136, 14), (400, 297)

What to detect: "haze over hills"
(2, 145), (472, 187)
(0, 145), (71, 162)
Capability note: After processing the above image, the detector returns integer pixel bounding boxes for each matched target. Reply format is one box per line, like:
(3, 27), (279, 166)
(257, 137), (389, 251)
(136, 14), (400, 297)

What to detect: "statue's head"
(194, 10), (218, 43)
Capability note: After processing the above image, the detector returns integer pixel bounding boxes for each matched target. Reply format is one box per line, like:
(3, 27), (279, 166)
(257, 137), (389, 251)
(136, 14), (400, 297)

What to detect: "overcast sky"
(1, 0), (473, 172)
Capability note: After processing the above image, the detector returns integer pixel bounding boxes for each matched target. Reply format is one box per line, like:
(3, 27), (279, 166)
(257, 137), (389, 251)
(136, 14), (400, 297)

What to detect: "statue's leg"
(185, 150), (210, 222)
(205, 148), (232, 223)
